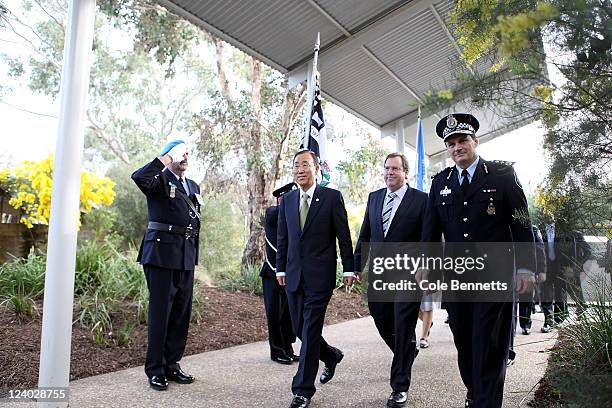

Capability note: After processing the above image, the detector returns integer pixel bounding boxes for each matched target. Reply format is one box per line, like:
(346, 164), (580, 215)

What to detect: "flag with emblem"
(415, 106), (427, 192)
(301, 70), (331, 186)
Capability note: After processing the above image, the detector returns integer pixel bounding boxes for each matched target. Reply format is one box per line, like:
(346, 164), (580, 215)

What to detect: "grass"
(221, 264), (263, 296)
(0, 236), (204, 345)
(532, 274), (612, 407)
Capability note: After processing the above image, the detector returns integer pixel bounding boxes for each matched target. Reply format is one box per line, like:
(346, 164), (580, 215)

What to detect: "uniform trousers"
(446, 302), (514, 408)
(144, 265), (194, 378)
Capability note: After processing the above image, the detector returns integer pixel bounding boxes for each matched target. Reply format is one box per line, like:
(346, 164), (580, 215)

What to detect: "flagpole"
(303, 32), (320, 150)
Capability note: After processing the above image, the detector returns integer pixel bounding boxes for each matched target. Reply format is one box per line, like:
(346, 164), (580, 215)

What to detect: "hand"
(415, 268), (429, 285)
(343, 276), (355, 287)
(537, 272), (546, 283)
(167, 143), (187, 163)
(515, 273), (535, 294)
(277, 276), (285, 286)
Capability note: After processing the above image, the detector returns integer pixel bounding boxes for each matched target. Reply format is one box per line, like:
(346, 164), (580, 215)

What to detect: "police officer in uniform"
(419, 114), (535, 408)
(132, 139), (202, 391)
(260, 182), (299, 364)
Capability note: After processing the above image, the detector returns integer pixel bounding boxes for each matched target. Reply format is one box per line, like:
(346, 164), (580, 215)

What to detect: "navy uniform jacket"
(132, 158), (201, 271)
(260, 206), (279, 279)
(276, 185), (354, 293)
(354, 185), (428, 272)
(422, 158), (535, 272)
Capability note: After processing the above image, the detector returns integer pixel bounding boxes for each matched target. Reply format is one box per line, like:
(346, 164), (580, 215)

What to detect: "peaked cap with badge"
(436, 113), (480, 141)
(422, 112), (536, 407)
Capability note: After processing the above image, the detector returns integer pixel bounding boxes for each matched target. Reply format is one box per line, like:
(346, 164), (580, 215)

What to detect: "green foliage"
(104, 162), (149, 245)
(198, 193), (245, 281)
(542, 275), (612, 406)
(116, 321), (137, 347)
(0, 248), (46, 317)
(0, 236), (185, 344)
(221, 264), (263, 296)
(336, 135), (387, 204)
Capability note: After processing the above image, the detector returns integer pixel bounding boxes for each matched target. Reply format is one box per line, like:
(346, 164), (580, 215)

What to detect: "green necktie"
(300, 193), (309, 230)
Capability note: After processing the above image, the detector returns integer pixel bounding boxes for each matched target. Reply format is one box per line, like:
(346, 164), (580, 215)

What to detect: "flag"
(415, 107), (426, 192)
(301, 71), (330, 186)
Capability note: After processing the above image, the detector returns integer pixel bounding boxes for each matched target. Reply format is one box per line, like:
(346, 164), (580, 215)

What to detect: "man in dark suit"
(260, 182), (298, 365)
(419, 114), (535, 408)
(132, 140), (201, 391)
(354, 153), (428, 407)
(276, 150), (355, 408)
(540, 219), (592, 331)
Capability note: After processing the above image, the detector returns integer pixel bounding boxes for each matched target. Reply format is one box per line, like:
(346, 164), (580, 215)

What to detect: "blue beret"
(160, 139), (185, 156)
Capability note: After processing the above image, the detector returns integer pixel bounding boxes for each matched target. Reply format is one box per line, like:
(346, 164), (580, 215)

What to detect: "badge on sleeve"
(195, 193), (204, 205)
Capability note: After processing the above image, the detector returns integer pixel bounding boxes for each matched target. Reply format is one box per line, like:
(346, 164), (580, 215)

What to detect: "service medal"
(487, 202), (496, 215)
(170, 183), (176, 198)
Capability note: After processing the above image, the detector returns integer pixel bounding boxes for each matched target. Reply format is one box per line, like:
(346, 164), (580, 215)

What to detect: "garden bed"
(0, 286), (368, 392)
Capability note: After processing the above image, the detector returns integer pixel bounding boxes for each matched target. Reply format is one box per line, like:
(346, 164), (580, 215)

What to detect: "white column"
(38, 1), (96, 407)
(395, 119), (405, 153)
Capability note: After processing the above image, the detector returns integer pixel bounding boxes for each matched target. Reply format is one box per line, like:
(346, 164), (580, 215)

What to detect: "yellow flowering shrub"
(452, 1), (558, 65)
(0, 154), (115, 228)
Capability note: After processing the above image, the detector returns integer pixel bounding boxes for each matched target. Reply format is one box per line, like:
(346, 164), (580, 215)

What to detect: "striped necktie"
(382, 192), (397, 236)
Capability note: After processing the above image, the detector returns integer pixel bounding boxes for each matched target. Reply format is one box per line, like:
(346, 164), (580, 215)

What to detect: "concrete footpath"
(7, 309), (556, 407)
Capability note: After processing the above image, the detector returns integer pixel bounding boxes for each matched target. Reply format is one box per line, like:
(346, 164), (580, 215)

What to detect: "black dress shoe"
(285, 350), (300, 362)
(271, 353), (293, 365)
(522, 327), (531, 335)
(319, 348), (344, 384)
(166, 366), (195, 384)
(289, 395), (310, 408)
(387, 391), (407, 407)
(148, 375), (168, 391)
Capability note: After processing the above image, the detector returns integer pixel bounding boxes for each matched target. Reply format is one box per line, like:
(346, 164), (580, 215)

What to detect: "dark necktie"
(461, 169), (469, 194)
(179, 177), (189, 195)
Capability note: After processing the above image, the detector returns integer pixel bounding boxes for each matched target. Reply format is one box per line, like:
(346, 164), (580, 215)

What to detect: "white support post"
(37, 1), (96, 407)
(395, 119), (405, 153)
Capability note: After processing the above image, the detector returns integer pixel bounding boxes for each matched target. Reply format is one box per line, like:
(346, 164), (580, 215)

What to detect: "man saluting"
(132, 140), (202, 391)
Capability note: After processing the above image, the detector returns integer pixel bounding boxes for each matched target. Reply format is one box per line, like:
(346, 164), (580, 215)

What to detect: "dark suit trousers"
(286, 287), (335, 398)
(447, 302), (513, 408)
(541, 272), (567, 323)
(144, 265), (194, 378)
(368, 301), (395, 351)
(390, 301), (420, 392)
(369, 300), (419, 391)
(262, 277), (295, 355)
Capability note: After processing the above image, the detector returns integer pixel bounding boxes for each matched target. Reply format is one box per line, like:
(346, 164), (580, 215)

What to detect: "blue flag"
(415, 110), (426, 192)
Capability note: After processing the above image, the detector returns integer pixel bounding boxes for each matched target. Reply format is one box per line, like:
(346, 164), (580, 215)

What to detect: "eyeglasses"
(384, 166), (405, 173)
(293, 163), (315, 170)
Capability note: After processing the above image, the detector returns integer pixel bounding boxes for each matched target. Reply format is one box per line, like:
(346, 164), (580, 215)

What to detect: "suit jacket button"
(463, 233), (469, 238)
(156, 238), (160, 242)
(463, 218), (468, 222)
(463, 201), (468, 205)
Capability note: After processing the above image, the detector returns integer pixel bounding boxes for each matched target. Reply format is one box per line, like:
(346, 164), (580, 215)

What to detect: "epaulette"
(491, 160), (515, 166)
(431, 166), (453, 180)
